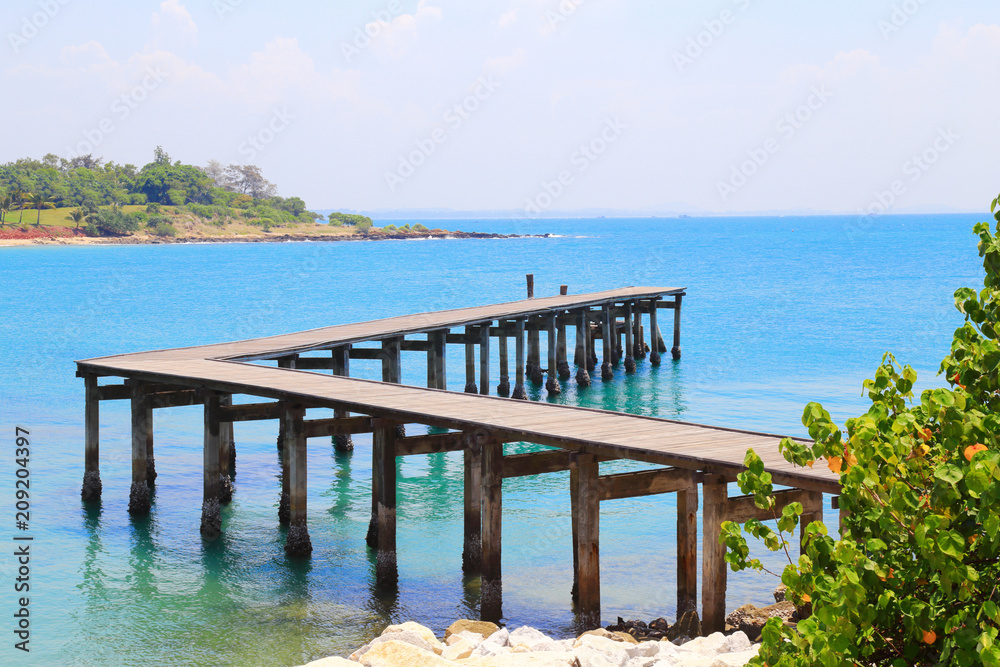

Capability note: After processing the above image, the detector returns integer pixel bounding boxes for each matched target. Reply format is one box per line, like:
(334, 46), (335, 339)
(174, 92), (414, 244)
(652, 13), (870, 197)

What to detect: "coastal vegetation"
(0, 148), (380, 240)
(724, 193), (1000, 665)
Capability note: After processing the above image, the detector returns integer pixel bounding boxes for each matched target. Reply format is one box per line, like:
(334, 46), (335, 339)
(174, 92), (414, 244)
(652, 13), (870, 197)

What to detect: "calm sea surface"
(0, 214), (987, 665)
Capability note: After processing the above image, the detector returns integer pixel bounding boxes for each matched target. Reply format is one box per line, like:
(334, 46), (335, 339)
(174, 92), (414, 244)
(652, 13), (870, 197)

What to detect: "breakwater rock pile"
(301, 619), (761, 667)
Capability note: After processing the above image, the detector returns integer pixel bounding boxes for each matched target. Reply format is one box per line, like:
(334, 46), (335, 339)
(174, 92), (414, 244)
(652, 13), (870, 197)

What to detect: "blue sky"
(1, 0), (998, 214)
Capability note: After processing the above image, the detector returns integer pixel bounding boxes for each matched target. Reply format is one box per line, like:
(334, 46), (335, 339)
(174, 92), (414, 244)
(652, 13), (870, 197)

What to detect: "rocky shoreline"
(0, 229), (546, 246)
(299, 617), (764, 667)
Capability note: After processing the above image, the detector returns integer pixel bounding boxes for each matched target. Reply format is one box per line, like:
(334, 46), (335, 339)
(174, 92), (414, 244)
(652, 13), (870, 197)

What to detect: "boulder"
(508, 626), (565, 652)
(676, 632), (728, 657)
(579, 628), (638, 645)
(573, 645), (623, 667)
(356, 640), (454, 667)
(573, 634), (630, 665)
(457, 653), (577, 666)
(667, 611), (701, 642)
(725, 602), (795, 641)
(721, 631), (751, 654)
(442, 635), (477, 661)
(773, 584), (787, 603)
(381, 621), (443, 653)
(470, 627), (510, 658)
(709, 646), (761, 667)
(448, 631), (485, 646)
(299, 657), (356, 667)
(349, 630), (439, 661)
(446, 620), (501, 641)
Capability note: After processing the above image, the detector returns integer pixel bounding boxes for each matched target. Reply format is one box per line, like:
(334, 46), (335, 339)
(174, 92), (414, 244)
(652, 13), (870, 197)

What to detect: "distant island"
(0, 148), (530, 245)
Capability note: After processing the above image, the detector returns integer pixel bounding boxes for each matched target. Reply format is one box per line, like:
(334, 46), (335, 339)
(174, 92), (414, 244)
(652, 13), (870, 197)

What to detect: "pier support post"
(633, 305), (645, 359)
(672, 295), (683, 360)
(648, 300), (661, 365)
(332, 346), (354, 452)
(144, 392), (156, 488)
(575, 310), (591, 387)
(429, 332), (447, 390)
(481, 438), (504, 623)
(201, 391), (222, 539)
(218, 393), (234, 503)
(587, 318), (598, 372)
(463, 431), (483, 572)
(82, 374), (102, 502)
(624, 302), (636, 373)
(601, 304), (614, 381)
(702, 475), (728, 634)
(497, 331), (510, 397)
(527, 276), (540, 380)
(479, 325), (491, 395)
(546, 315), (561, 394)
(571, 452), (601, 630)
(800, 491), (823, 549)
(677, 484), (699, 614)
(373, 419), (398, 587)
(464, 326), (479, 394)
(557, 318), (571, 380)
(285, 403), (312, 557)
(512, 318), (527, 400)
(278, 402), (291, 526)
(276, 356), (297, 451)
(382, 338), (405, 437)
(128, 383), (151, 516)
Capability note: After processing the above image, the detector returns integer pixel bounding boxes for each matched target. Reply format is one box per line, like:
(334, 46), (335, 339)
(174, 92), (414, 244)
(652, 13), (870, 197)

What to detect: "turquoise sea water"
(0, 214), (987, 665)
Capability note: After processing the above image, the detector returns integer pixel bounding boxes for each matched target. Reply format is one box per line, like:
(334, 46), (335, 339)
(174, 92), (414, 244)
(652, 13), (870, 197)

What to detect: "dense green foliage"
(723, 193), (1000, 666)
(327, 212), (372, 227)
(0, 148), (322, 231)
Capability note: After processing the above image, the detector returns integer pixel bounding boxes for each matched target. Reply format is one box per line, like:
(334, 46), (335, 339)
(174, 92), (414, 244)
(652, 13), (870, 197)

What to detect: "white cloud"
(485, 48), (527, 75)
(151, 0), (198, 46)
(367, 0), (443, 61)
(498, 8), (519, 28)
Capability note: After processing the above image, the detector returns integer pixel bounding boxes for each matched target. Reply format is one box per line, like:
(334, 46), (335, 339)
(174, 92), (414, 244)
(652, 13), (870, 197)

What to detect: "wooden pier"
(76, 285), (838, 633)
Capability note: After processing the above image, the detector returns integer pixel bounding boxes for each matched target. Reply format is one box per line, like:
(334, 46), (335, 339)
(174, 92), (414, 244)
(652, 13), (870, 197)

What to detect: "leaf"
(827, 456), (843, 474)
(965, 443), (988, 461)
(938, 530), (966, 559)
(934, 464), (964, 485)
(922, 629), (937, 644)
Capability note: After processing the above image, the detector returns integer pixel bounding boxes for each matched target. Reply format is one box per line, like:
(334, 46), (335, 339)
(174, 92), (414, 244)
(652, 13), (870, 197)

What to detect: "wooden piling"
(479, 326), (490, 395)
(276, 356), (296, 451)
(332, 346), (353, 452)
(373, 419), (398, 587)
(82, 374), (102, 501)
(677, 484), (698, 613)
(481, 437), (504, 622)
(128, 383), (151, 516)
(575, 310), (591, 387)
(429, 332), (447, 390)
(601, 304), (614, 381)
(285, 403), (312, 557)
(557, 317), (571, 380)
(571, 452), (601, 629)
(381, 338), (401, 384)
(527, 277), (540, 379)
(546, 315), (561, 394)
(512, 318), (527, 399)
(497, 331), (510, 397)
(201, 391), (222, 538)
(144, 393), (156, 488)
(624, 302), (636, 373)
(218, 393), (234, 503)
(587, 317), (598, 372)
(633, 305), (645, 359)
(465, 325), (478, 394)
(648, 300), (662, 365)
(672, 295), (683, 360)
(463, 431), (483, 572)
(702, 475), (729, 634)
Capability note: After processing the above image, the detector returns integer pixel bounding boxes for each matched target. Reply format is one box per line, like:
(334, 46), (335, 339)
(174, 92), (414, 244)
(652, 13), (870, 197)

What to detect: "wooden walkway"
(75, 285), (838, 633)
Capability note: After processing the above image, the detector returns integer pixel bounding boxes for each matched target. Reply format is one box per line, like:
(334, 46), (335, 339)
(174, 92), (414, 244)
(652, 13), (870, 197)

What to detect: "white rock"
(676, 632), (727, 656)
(709, 646), (760, 667)
(623, 658), (663, 667)
(575, 634), (630, 665)
(509, 626), (564, 652)
(299, 657), (356, 666)
(381, 621), (443, 653)
(450, 631), (485, 647)
(626, 641), (661, 659)
(457, 653), (577, 666)
(442, 635), (477, 661)
(721, 632), (751, 655)
(471, 627), (511, 657)
(672, 654), (717, 667)
(574, 645), (624, 667)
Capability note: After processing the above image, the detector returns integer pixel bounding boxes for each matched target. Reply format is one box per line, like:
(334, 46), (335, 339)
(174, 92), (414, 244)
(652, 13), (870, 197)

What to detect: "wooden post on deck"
(512, 318), (527, 399)
(648, 300), (662, 365)
(128, 382), (151, 516)
(285, 403), (312, 557)
(332, 346), (354, 452)
(672, 295), (683, 360)
(677, 483), (699, 613)
(527, 275), (540, 380)
(624, 302), (636, 373)
(575, 310), (591, 387)
(601, 304), (614, 381)
(82, 374), (102, 501)
(463, 431), (483, 572)
(800, 491), (824, 550)
(464, 325), (479, 394)
(570, 452), (601, 629)
(546, 314), (561, 394)
(373, 419), (398, 587)
(429, 331), (447, 390)
(481, 437), (504, 622)
(201, 391), (222, 538)
(479, 325), (490, 395)
(557, 317), (571, 380)
(218, 393), (234, 503)
(497, 329), (511, 397)
(382, 338), (405, 437)
(702, 475), (729, 634)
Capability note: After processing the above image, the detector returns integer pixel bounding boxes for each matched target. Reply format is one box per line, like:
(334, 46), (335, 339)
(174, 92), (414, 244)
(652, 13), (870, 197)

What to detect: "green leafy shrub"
(84, 222), (99, 237)
(93, 208), (139, 236)
(328, 212), (372, 227)
(725, 192), (1000, 667)
(383, 224), (397, 232)
(354, 219), (373, 233)
(152, 222), (177, 237)
(146, 202), (162, 214)
(131, 211), (148, 225)
(129, 193), (148, 205)
(412, 223), (429, 232)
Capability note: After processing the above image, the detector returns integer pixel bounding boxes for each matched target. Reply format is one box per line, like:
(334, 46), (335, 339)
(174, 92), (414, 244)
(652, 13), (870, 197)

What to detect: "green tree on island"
(28, 191), (56, 226)
(723, 192), (1000, 666)
(0, 191), (11, 226)
(66, 208), (86, 230)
